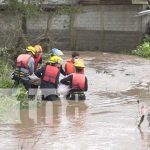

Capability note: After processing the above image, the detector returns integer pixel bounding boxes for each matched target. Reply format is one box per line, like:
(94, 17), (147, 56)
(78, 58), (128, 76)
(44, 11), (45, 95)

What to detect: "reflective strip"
(14, 70), (29, 77)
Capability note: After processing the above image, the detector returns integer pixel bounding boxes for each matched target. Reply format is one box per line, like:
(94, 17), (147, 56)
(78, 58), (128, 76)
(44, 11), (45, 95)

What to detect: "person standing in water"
(137, 100), (150, 127)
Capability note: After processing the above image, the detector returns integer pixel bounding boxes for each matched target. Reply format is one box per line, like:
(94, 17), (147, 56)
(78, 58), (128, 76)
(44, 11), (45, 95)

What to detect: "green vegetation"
(0, 58), (14, 88)
(132, 38), (150, 59)
(0, 56), (41, 111)
(5, 0), (43, 16)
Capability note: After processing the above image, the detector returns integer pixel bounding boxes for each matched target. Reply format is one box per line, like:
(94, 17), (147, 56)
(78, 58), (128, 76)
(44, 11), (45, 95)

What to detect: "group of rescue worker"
(11, 45), (88, 101)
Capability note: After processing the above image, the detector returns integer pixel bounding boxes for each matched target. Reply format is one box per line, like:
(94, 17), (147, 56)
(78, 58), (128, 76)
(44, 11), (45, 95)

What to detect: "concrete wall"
(0, 12), (21, 47)
(73, 5), (144, 51)
(0, 0), (77, 5)
(0, 4), (147, 52)
(0, 12), (71, 49)
(27, 14), (70, 49)
(132, 0), (148, 4)
(79, 0), (132, 5)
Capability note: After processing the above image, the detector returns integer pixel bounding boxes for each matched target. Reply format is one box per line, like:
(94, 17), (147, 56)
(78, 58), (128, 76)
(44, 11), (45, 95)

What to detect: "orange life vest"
(65, 58), (75, 75)
(65, 58), (85, 75)
(16, 54), (31, 69)
(43, 65), (59, 84)
(34, 54), (42, 70)
(72, 73), (85, 90)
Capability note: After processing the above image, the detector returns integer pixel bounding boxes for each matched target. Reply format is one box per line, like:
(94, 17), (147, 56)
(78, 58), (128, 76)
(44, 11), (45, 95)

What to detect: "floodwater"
(1, 51), (150, 150)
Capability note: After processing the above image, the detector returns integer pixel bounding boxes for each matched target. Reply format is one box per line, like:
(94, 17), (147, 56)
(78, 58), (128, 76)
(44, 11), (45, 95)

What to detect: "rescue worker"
(49, 48), (64, 57)
(60, 59), (88, 100)
(35, 56), (62, 101)
(65, 52), (84, 75)
(49, 48), (66, 76)
(12, 46), (36, 91)
(34, 45), (43, 70)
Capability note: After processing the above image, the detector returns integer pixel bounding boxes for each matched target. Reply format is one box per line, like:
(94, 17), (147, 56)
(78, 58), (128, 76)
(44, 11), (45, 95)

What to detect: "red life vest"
(34, 54), (42, 70)
(43, 65), (59, 84)
(16, 54), (31, 69)
(65, 58), (75, 75)
(72, 73), (85, 90)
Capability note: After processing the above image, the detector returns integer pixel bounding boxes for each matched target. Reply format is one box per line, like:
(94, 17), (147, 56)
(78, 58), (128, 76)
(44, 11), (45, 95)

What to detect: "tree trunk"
(22, 14), (27, 34)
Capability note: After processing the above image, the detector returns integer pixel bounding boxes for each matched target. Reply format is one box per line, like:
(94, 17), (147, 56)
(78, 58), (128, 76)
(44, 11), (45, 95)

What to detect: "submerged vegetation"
(132, 37), (150, 59)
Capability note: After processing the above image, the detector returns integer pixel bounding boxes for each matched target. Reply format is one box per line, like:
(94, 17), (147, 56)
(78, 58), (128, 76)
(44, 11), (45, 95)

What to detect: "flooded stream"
(0, 52), (150, 150)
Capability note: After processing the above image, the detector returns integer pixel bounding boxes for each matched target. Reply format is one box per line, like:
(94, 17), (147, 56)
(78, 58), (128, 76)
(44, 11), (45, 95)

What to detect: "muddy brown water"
(1, 52), (150, 150)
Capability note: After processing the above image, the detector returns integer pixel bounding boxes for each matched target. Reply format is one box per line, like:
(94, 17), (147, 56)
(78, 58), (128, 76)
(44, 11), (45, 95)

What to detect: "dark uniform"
(35, 63), (60, 101)
(60, 73), (88, 100)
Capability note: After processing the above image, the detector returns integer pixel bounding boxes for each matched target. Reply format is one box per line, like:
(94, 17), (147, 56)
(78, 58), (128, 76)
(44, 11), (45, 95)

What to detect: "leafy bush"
(132, 40), (150, 58)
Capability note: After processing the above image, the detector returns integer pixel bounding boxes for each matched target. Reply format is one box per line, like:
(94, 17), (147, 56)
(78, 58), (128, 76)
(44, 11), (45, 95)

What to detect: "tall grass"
(0, 58), (14, 88)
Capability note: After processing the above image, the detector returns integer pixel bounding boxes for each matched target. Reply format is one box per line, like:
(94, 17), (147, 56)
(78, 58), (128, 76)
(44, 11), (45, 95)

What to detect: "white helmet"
(50, 48), (64, 56)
